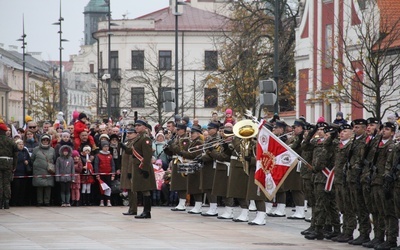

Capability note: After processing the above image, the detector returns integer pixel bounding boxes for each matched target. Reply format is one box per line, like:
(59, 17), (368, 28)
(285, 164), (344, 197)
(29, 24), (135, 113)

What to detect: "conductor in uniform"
(132, 120), (156, 219)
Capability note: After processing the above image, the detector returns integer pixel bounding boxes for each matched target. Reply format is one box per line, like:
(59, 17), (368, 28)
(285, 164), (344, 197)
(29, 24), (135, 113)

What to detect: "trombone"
(187, 134), (234, 153)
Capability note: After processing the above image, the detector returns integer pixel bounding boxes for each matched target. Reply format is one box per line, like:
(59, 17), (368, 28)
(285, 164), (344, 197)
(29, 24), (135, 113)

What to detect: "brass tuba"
(233, 119), (259, 175)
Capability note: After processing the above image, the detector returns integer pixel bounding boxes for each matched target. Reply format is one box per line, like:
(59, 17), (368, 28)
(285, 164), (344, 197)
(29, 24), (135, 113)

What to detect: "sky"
(0, 0), (169, 61)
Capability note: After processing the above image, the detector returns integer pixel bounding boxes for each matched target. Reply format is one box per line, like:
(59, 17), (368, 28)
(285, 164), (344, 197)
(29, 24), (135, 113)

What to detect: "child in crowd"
(80, 146), (94, 206)
(224, 108), (236, 125)
(73, 112), (96, 150)
(71, 150), (82, 206)
(55, 145), (75, 207)
(94, 141), (115, 207)
(153, 159), (165, 206)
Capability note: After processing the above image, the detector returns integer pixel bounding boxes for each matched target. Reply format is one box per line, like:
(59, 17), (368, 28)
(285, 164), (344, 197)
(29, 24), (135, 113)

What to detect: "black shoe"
(187, 210), (201, 214)
(304, 217), (311, 222)
(324, 231), (340, 240)
(362, 238), (383, 248)
(375, 241), (397, 250)
(201, 213), (218, 217)
(304, 231), (324, 240)
(331, 233), (344, 242)
(171, 208), (186, 211)
(134, 212), (151, 219)
(123, 212), (137, 216)
(336, 234), (353, 243)
(3, 201), (9, 209)
(300, 227), (314, 235)
(350, 235), (370, 245)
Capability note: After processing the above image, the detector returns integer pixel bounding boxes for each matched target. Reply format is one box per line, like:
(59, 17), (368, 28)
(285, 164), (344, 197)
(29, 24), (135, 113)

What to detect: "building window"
(131, 50), (144, 70)
(358, 0), (366, 10)
(325, 24), (333, 68)
(205, 51), (218, 70)
(110, 51), (119, 69)
(131, 87), (145, 108)
(159, 50), (172, 70)
(99, 52), (103, 69)
(111, 88), (119, 107)
(204, 88), (218, 108)
(89, 64), (94, 73)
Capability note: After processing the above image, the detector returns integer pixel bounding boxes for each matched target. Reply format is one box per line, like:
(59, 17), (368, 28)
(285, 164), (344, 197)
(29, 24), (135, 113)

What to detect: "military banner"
(254, 121), (299, 200)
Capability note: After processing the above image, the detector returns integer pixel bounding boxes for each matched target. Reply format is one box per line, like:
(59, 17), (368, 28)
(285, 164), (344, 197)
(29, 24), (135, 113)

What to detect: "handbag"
(40, 149), (55, 174)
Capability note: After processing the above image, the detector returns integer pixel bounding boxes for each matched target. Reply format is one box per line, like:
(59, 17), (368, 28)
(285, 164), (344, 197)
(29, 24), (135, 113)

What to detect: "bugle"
(187, 134), (234, 153)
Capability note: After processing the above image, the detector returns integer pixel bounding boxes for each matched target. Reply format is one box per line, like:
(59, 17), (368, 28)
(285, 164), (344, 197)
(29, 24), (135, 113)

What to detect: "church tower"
(83, 0), (108, 45)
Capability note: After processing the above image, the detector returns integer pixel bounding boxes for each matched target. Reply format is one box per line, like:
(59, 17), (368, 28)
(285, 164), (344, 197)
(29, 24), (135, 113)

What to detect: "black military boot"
(135, 196), (151, 219)
(375, 241), (397, 250)
(350, 234), (370, 245)
(300, 226), (314, 235)
(336, 233), (353, 243)
(305, 227), (324, 240)
(362, 237), (384, 248)
(3, 200), (9, 209)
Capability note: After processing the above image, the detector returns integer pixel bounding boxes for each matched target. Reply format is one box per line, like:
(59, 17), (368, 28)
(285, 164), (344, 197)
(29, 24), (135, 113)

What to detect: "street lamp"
(273, 0), (280, 114)
(173, 0), (189, 116)
(52, 0), (68, 113)
(17, 15), (27, 125)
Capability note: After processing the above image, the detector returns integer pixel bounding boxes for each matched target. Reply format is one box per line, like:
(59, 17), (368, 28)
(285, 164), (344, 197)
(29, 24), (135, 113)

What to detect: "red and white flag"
(98, 179), (111, 197)
(254, 120), (299, 200)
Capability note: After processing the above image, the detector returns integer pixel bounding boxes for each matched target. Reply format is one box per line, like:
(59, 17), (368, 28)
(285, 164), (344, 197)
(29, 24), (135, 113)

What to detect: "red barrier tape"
(13, 172), (116, 179)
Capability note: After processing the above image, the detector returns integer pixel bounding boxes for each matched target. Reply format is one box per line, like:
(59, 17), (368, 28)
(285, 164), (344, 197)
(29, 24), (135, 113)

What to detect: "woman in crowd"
(10, 139), (31, 206)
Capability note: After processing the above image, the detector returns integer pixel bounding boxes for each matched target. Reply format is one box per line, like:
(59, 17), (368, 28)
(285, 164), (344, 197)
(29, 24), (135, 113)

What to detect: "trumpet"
(187, 134), (234, 153)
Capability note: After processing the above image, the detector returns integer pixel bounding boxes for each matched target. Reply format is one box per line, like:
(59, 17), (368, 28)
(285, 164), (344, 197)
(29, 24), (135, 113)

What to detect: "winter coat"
(55, 145), (75, 183)
(120, 139), (134, 190)
(152, 140), (169, 170)
(71, 160), (83, 189)
(24, 139), (38, 155)
(54, 140), (74, 158)
(31, 143), (55, 187)
(14, 147), (31, 176)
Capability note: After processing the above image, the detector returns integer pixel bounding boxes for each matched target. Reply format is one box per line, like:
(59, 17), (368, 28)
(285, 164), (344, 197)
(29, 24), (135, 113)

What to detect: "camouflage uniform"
(0, 133), (18, 208)
(333, 137), (356, 240)
(346, 133), (371, 243)
(370, 137), (397, 247)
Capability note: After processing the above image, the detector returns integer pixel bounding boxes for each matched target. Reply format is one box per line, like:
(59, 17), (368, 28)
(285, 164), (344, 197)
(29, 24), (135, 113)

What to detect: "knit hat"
(317, 116), (325, 123)
(182, 116), (190, 124)
(225, 109), (233, 115)
(40, 134), (51, 141)
(72, 150), (80, 158)
(78, 113), (87, 120)
(336, 111), (344, 118)
(25, 115), (33, 123)
(72, 110), (80, 120)
(82, 145), (92, 152)
(99, 134), (110, 140)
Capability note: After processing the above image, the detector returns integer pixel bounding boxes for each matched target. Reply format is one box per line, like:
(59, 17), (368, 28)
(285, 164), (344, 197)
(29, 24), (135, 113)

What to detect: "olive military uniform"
(0, 131), (18, 209)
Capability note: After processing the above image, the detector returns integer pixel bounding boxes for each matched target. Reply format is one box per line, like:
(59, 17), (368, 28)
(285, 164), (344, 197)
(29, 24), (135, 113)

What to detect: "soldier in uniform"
(300, 123), (317, 236)
(210, 126), (234, 219)
(131, 120), (156, 219)
(346, 119), (370, 245)
(331, 123), (356, 243)
(268, 120), (289, 217)
(165, 123), (190, 211)
(360, 118), (383, 248)
(120, 126), (138, 216)
(179, 126), (204, 214)
(200, 121), (220, 216)
(0, 120), (18, 209)
(369, 122), (397, 250)
(286, 119), (306, 220)
(305, 123), (340, 240)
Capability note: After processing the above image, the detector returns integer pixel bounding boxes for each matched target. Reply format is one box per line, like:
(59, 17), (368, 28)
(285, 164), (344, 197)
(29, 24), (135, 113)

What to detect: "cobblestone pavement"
(0, 206), (373, 249)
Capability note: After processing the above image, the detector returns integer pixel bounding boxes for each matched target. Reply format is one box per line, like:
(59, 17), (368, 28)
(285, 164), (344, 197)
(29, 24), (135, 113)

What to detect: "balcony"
(98, 68), (122, 81)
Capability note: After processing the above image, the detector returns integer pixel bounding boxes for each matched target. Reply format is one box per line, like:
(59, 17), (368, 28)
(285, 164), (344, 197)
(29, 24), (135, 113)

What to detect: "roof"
(84, 0), (108, 13)
(0, 80), (11, 92)
(134, 5), (228, 32)
(377, 0), (400, 49)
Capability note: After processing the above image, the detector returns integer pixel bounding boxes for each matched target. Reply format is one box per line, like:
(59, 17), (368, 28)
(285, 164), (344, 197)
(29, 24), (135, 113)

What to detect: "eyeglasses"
(29, 126), (36, 129)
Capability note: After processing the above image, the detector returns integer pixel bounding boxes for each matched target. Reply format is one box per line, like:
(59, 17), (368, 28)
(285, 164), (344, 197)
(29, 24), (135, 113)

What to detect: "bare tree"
(207, 0), (299, 116)
(27, 78), (58, 122)
(328, 2), (400, 120)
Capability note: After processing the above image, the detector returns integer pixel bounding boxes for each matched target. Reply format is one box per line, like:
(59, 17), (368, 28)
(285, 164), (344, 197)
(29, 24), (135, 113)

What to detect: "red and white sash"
(322, 167), (335, 191)
(132, 147), (144, 169)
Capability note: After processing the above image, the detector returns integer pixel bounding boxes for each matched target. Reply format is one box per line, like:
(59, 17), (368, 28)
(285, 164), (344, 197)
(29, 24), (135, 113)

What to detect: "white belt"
(230, 156), (238, 160)
(0, 157), (12, 160)
(216, 160), (231, 176)
(172, 156), (179, 159)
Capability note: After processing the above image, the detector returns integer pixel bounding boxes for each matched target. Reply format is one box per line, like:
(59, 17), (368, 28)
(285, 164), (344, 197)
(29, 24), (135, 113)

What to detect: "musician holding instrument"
(179, 126), (204, 214)
(199, 121), (220, 216)
(209, 124), (235, 219)
(165, 123), (191, 211)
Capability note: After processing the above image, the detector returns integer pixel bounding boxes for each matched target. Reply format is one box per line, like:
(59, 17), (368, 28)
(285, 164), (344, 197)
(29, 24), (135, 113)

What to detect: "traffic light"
(162, 90), (176, 112)
(259, 79), (277, 106)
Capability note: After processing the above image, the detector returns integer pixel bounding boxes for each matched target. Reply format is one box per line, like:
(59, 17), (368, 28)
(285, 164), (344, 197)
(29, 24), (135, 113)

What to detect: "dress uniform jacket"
(300, 133), (314, 180)
(226, 137), (249, 199)
(180, 137), (203, 194)
(131, 132), (156, 192)
(360, 135), (381, 184)
(346, 134), (367, 184)
(200, 134), (219, 191)
(168, 135), (190, 191)
(120, 139), (134, 190)
(210, 141), (233, 197)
